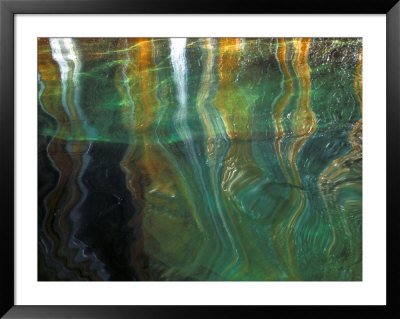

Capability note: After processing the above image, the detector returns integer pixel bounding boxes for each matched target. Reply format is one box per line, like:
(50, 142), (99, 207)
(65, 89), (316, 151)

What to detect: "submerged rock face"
(38, 38), (362, 281)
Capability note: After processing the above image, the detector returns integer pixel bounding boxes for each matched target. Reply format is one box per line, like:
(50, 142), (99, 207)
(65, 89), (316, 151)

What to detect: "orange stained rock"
(274, 38), (294, 183)
(291, 38), (316, 154)
(127, 38), (159, 133)
(284, 39), (316, 276)
(350, 46), (363, 153)
(218, 38), (242, 84)
(354, 47), (363, 115)
(215, 38), (249, 138)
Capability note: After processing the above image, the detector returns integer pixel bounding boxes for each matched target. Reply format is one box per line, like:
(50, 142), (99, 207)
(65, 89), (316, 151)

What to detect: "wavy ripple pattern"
(38, 38), (362, 281)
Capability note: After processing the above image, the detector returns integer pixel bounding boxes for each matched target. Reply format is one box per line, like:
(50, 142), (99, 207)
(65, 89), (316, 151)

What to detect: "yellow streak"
(274, 38), (294, 183)
(290, 38), (316, 179)
(215, 38), (243, 139)
(286, 38), (316, 279)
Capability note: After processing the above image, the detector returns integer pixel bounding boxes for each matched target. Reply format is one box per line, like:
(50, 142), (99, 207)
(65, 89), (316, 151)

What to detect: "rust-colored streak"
(290, 38), (316, 186)
(119, 38), (163, 280)
(284, 38), (316, 279)
(131, 38), (159, 133)
(351, 46), (363, 152)
(215, 38), (245, 138)
(274, 38), (294, 183)
(218, 38), (241, 84)
(354, 47), (363, 116)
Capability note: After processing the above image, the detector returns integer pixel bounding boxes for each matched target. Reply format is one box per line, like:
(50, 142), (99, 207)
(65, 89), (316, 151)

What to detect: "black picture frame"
(1, 0), (398, 318)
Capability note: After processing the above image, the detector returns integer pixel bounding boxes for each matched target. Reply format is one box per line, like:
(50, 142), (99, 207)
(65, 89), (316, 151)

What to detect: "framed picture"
(0, 0), (397, 317)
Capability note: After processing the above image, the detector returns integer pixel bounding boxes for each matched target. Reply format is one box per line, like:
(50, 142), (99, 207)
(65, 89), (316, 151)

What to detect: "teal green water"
(38, 38), (362, 281)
